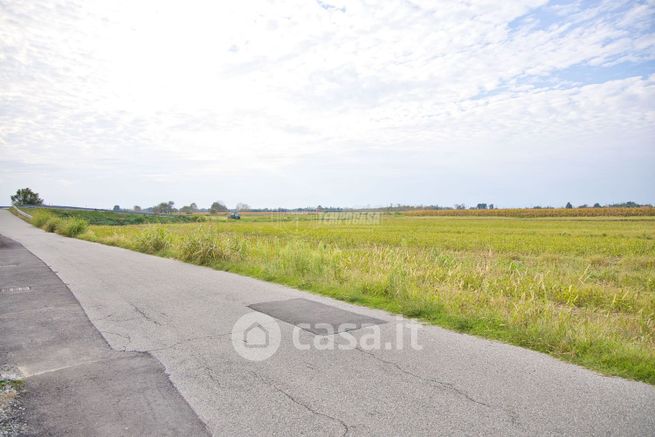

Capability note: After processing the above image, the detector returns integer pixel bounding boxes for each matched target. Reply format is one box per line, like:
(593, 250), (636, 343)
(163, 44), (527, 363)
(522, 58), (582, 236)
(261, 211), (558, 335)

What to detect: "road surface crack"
(247, 370), (351, 436)
(200, 365), (222, 387)
(128, 302), (163, 326)
(100, 330), (132, 351)
(94, 312), (139, 323)
(355, 347), (520, 427)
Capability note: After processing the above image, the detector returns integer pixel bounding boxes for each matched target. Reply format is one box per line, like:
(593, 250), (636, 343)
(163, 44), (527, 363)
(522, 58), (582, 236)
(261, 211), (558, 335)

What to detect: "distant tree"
(179, 203), (198, 214)
(455, 204), (466, 210)
(11, 188), (43, 206)
(236, 202), (250, 211)
(209, 201), (228, 214)
(133, 205), (142, 212)
(565, 202), (573, 209)
(607, 201), (641, 208)
(476, 203), (488, 210)
(593, 203), (601, 208)
(152, 201), (176, 214)
(113, 205), (121, 211)
(489, 204), (494, 210)
(578, 204), (588, 208)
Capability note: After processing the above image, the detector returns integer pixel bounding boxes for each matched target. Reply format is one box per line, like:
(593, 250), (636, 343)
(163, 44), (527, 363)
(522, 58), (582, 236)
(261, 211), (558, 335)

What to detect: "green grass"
(0, 380), (23, 391)
(27, 208), (206, 225)
(30, 210), (53, 227)
(54, 217), (88, 237)
(24, 210), (88, 237)
(31, 212), (655, 383)
(133, 226), (173, 254)
(42, 216), (63, 233)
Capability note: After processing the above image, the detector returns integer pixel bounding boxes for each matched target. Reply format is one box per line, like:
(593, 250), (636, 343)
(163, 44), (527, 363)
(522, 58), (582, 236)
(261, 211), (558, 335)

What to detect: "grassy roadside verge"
(13, 208), (89, 237)
(16, 210), (655, 384)
(13, 207), (206, 225)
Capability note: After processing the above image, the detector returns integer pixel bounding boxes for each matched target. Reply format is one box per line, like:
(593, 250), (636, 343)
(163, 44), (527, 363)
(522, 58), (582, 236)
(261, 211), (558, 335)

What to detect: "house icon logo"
(243, 322), (270, 348)
(231, 312), (281, 361)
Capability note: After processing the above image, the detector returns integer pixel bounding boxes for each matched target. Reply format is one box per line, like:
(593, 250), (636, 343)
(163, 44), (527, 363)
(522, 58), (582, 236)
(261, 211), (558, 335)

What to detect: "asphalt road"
(1, 210), (654, 436)
(0, 233), (208, 436)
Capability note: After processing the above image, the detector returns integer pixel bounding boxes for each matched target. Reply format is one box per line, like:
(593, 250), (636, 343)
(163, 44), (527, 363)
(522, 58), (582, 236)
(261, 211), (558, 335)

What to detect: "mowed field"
(21, 209), (655, 383)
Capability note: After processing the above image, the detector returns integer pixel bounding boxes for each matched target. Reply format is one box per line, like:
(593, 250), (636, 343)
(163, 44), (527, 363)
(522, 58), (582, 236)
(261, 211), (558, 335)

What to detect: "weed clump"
(31, 210), (54, 227)
(42, 217), (63, 232)
(177, 229), (232, 265)
(55, 218), (88, 237)
(134, 226), (172, 254)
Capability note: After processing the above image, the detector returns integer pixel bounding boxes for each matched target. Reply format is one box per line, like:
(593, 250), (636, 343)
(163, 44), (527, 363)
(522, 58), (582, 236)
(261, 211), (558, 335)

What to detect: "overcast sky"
(1, 0), (654, 209)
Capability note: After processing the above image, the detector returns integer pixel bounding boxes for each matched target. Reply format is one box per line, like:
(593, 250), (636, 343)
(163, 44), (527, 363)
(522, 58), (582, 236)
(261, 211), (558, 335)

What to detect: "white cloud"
(0, 0), (653, 207)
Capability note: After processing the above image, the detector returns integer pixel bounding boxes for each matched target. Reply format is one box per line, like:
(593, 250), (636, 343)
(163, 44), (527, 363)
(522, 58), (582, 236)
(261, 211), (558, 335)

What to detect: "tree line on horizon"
(115, 201), (251, 215)
(9, 187), (653, 213)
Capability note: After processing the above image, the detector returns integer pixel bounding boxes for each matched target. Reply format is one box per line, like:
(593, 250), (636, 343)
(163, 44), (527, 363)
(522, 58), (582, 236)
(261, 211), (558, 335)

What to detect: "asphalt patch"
(248, 298), (386, 335)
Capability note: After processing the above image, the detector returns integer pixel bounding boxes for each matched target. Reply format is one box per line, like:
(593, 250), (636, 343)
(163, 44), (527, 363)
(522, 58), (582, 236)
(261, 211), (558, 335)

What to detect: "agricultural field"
(22, 208), (655, 383)
(405, 207), (655, 218)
